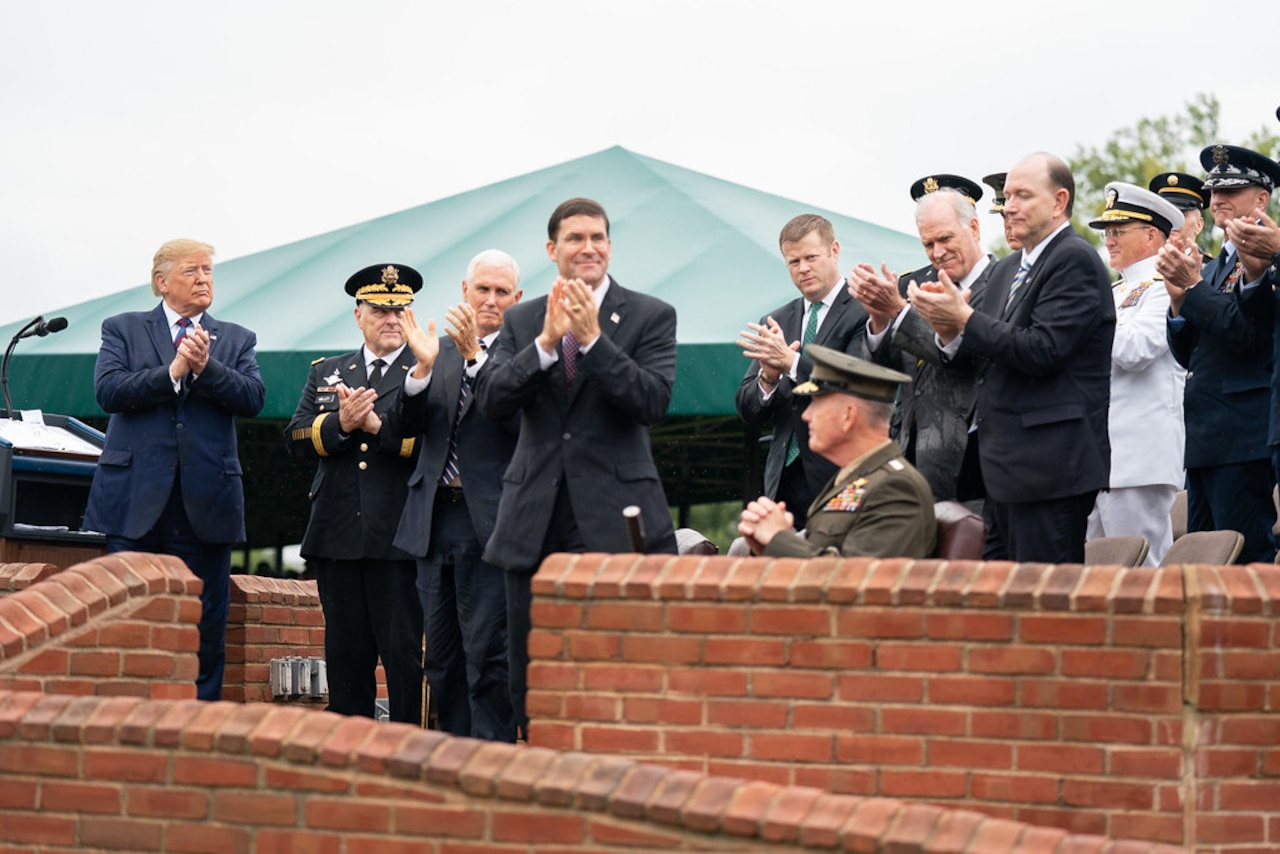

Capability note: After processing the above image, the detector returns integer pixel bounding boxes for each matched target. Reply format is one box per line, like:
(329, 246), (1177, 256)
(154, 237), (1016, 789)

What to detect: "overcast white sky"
(2, 0), (1276, 326)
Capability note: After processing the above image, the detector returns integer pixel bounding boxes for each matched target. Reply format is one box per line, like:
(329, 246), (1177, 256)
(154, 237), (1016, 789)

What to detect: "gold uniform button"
(358, 461), (368, 471)
(360, 443), (369, 452)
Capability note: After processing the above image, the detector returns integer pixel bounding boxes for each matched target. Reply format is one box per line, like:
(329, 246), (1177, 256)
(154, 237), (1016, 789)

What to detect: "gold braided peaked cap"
(343, 263), (422, 307)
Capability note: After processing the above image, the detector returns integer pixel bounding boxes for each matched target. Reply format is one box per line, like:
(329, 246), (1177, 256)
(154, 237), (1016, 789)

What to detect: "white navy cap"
(1089, 182), (1184, 236)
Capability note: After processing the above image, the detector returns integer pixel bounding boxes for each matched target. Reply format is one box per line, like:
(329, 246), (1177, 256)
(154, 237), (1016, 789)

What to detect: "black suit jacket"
(958, 226), (1114, 504)
(84, 304), (265, 543)
(285, 346), (419, 561)
(735, 282), (868, 500)
(390, 337), (519, 556)
(476, 277), (678, 570)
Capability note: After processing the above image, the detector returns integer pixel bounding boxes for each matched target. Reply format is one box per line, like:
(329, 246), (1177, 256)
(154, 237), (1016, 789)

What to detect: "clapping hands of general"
(1224, 207), (1280, 280)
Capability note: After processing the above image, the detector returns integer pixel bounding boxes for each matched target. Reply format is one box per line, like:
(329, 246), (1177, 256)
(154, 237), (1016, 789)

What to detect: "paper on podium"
(0, 418), (102, 456)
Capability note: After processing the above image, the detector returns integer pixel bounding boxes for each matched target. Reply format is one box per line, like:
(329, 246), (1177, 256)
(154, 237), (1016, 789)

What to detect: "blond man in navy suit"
(85, 238), (265, 701)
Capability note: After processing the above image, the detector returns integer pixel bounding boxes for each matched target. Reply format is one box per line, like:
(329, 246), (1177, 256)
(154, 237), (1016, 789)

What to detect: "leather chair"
(932, 501), (985, 560)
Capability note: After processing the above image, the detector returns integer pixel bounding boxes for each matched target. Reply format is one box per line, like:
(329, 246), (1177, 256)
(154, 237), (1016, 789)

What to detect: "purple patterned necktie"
(174, 317), (192, 349)
(562, 330), (581, 389)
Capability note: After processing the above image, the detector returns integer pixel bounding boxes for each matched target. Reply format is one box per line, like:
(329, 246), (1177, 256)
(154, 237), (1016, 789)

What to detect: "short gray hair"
(465, 248), (520, 285)
(915, 189), (977, 228)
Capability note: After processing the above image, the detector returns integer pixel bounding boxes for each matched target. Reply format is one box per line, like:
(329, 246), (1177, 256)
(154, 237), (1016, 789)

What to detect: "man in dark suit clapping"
(851, 178), (994, 505)
(391, 250), (523, 742)
(909, 153), (1115, 563)
(476, 198), (678, 739)
(736, 214), (869, 528)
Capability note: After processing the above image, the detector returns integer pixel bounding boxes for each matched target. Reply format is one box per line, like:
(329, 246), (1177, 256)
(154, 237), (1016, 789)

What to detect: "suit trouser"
(1188, 461), (1276, 564)
(314, 557), (423, 724)
(418, 496), (516, 742)
(985, 491), (1097, 564)
(106, 478), (230, 702)
(507, 481), (586, 741)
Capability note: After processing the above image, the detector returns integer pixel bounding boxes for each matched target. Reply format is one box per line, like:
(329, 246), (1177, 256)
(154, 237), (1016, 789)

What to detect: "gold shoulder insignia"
(311, 357), (326, 365)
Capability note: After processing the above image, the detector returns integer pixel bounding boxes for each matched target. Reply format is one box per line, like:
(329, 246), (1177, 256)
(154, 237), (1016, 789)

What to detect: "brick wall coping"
(0, 689), (1187, 853)
(0, 560), (59, 592)
(531, 554), (1280, 615)
(0, 553), (201, 661)
(231, 573), (319, 606)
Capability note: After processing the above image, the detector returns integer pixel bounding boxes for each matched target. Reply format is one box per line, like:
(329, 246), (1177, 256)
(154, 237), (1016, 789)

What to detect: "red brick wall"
(1, 558), (382, 710)
(526, 554), (1280, 851)
(0, 553), (200, 700)
(0, 688), (1183, 853)
(224, 575), (325, 704)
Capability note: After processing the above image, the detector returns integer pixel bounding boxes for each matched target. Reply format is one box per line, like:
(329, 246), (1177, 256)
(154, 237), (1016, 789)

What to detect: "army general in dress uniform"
(738, 345), (936, 558)
(285, 263), (424, 724)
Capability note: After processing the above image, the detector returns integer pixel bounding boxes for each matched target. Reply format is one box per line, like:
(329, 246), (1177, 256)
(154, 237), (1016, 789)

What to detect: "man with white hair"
(393, 249), (524, 742)
(851, 176), (993, 504)
(1086, 182), (1186, 564)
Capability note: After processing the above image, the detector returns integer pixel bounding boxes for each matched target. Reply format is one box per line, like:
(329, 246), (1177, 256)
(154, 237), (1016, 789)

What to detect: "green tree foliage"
(1068, 93), (1280, 254)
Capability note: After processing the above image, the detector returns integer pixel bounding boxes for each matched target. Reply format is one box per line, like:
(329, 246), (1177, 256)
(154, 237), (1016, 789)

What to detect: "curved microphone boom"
(3, 314), (70, 418)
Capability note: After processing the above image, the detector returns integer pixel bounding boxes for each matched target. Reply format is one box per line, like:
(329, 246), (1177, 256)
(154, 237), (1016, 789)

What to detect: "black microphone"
(19, 316), (68, 339)
(3, 314), (70, 417)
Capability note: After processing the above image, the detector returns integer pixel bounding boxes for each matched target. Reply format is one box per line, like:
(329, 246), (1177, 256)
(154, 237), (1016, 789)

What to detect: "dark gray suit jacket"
(390, 337), (519, 556)
(865, 260), (993, 501)
(476, 277), (678, 570)
(735, 282), (868, 501)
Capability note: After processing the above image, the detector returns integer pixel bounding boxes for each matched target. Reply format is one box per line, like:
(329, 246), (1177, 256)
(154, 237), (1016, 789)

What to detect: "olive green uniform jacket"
(764, 440), (936, 559)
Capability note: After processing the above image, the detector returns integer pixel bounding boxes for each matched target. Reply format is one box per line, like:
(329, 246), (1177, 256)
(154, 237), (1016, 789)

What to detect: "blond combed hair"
(151, 239), (215, 295)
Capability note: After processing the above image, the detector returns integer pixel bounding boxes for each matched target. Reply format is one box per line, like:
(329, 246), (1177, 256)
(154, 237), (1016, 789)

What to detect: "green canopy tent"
(1, 146), (926, 547)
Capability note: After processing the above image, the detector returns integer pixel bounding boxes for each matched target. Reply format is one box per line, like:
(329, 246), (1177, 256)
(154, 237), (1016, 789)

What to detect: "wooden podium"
(0, 414), (107, 567)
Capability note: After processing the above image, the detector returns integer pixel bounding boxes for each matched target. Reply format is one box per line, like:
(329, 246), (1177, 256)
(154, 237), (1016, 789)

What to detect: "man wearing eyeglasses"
(1085, 183), (1186, 565)
(285, 263), (425, 724)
